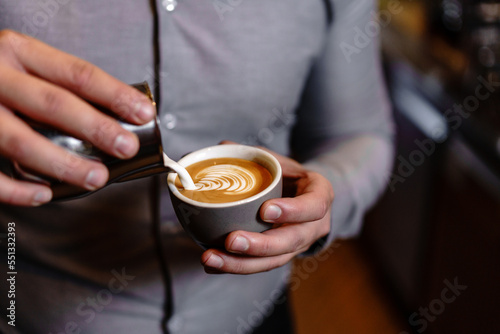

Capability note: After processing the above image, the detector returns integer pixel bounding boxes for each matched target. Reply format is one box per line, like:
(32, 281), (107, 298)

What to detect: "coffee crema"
(176, 157), (273, 203)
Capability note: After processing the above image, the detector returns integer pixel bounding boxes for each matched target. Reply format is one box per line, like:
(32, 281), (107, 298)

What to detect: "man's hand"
(0, 30), (155, 206)
(201, 148), (333, 274)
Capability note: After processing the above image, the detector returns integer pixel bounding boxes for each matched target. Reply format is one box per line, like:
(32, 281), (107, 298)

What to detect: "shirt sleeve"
(291, 0), (395, 248)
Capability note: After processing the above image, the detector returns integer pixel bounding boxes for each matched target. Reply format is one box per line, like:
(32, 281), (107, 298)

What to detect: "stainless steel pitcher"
(11, 82), (167, 201)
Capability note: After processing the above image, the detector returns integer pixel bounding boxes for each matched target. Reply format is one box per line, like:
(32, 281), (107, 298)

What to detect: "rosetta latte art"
(194, 165), (256, 193)
(178, 157), (273, 203)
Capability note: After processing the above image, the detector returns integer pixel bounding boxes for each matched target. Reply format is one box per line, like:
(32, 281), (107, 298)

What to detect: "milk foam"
(194, 164), (256, 194)
(178, 157), (273, 203)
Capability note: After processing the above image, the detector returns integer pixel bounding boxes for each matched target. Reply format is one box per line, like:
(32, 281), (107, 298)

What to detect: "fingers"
(0, 30), (156, 206)
(6, 31), (155, 124)
(197, 148), (333, 274)
(0, 106), (109, 191)
(0, 66), (140, 159)
(0, 172), (52, 206)
(261, 171), (334, 224)
(226, 224), (318, 256)
(202, 217), (330, 274)
(201, 248), (301, 275)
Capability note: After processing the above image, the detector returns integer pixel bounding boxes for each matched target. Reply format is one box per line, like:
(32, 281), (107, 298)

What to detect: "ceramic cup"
(167, 144), (283, 249)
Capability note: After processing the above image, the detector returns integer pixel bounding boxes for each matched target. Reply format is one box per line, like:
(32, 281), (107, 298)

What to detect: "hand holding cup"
(167, 144), (283, 249)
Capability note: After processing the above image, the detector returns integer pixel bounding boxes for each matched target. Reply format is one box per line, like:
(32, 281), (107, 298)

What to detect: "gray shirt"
(0, 0), (394, 333)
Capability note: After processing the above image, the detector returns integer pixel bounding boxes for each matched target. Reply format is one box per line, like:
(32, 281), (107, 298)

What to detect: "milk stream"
(162, 152), (197, 190)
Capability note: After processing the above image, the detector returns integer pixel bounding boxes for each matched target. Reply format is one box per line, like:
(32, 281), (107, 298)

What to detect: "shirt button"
(162, 0), (177, 11)
(163, 113), (177, 129)
(168, 315), (184, 332)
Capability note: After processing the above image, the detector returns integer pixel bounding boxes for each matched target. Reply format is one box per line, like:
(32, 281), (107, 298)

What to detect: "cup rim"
(167, 144), (282, 208)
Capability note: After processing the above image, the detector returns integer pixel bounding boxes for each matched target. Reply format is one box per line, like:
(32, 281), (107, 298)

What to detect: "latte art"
(194, 164), (257, 193)
(177, 158), (273, 203)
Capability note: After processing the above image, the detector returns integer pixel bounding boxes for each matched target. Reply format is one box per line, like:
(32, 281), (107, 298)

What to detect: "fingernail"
(32, 190), (52, 206)
(135, 101), (155, 122)
(263, 204), (282, 222)
(205, 254), (224, 269)
(114, 134), (137, 158)
(85, 169), (107, 190)
(230, 236), (249, 253)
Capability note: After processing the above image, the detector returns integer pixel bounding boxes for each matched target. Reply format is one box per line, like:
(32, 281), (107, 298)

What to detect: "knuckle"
(5, 186), (33, 206)
(0, 29), (18, 45)
(41, 89), (64, 116)
(0, 29), (15, 54)
(85, 118), (118, 146)
(291, 233), (306, 251)
(0, 173), (29, 205)
(0, 29), (12, 46)
(318, 201), (330, 219)
(69, 59), (95, 91)
(99, 120), (121, 145)
(111, 89), (135, 118)
(230, 260), (247, 274)
(50, 152), (84, 181)
(3, 188), (21, 205)
(0, 29), (11, 40)
(0, 29), (27, 57)
(50, 160), (70, 181)
(2, 134), (30, 162)
(256, 236), (275, 256)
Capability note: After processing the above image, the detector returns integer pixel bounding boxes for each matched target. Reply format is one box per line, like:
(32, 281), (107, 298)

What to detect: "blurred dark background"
(291, 1), (500, 333)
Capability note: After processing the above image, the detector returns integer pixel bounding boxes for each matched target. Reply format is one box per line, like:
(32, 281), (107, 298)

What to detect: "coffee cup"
(167, 144), (282, 249)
